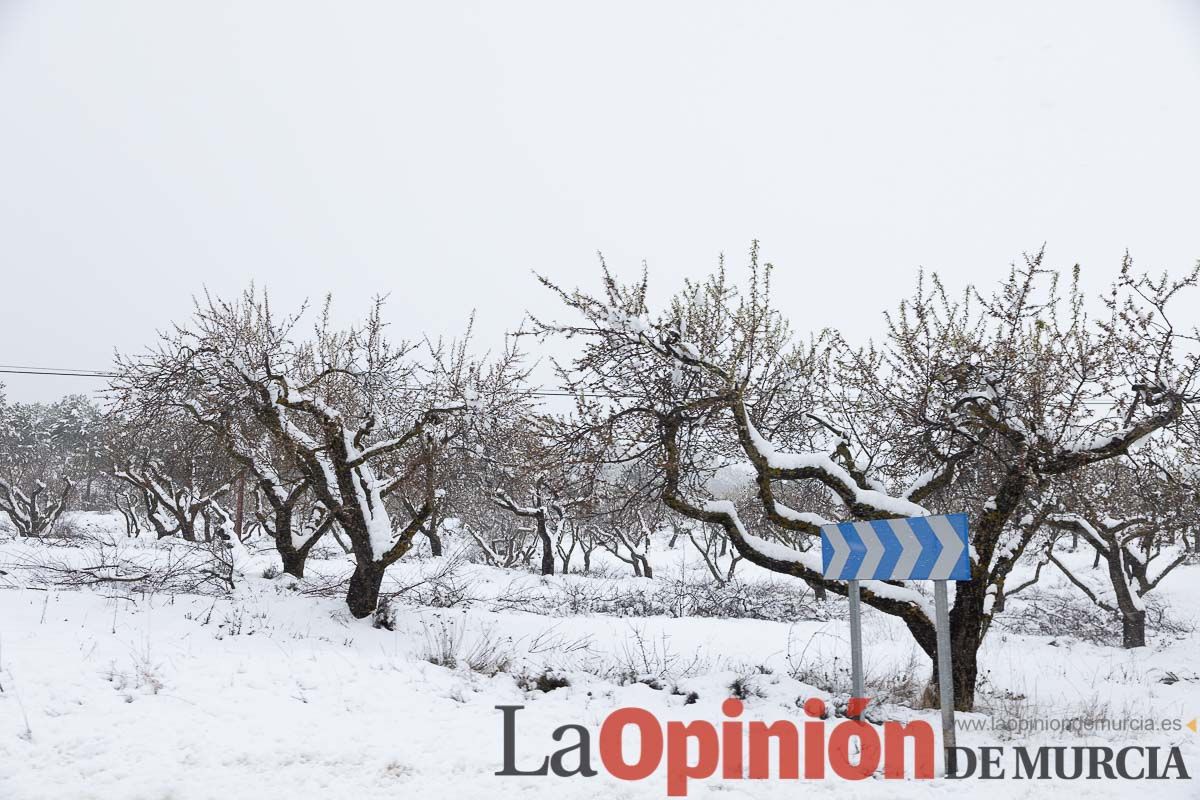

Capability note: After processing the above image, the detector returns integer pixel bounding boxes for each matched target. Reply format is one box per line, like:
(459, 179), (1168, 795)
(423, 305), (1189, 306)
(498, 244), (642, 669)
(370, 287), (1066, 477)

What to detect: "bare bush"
(995, 587), (1190, 645)
(10, 531), (240, 596)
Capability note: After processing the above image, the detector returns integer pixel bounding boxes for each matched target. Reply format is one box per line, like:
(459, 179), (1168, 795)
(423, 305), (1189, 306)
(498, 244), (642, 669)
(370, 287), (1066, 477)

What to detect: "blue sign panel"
(820, 513), (969, 581)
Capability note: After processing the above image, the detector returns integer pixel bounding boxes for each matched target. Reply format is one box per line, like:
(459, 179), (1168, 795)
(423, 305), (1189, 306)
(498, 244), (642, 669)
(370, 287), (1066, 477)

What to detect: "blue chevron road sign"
(823, 512), (970, 772)
(820, 513), (970, 581)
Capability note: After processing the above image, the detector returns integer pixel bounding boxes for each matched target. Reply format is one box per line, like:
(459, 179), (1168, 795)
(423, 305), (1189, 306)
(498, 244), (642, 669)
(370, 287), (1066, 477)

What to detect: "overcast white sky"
(2, 1), (1199, 402)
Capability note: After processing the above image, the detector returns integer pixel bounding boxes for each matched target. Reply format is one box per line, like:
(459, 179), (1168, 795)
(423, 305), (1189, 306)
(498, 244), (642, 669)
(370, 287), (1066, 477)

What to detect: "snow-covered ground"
(0, 515), (1197, 799)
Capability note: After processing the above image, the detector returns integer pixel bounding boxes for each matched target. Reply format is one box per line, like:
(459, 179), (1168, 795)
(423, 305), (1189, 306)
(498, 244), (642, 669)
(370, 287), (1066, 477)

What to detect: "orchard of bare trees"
(2, 248), (1197, 713)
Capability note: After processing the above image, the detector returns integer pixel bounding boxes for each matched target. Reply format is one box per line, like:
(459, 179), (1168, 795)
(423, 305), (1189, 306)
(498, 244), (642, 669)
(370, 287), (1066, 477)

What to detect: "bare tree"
(112, 289), (531, 616)
(536, 246), (1197, 709)
(491, 470), (590, 576)
(493, 487), (560, 575)
(113, 460), (227, 542)
(250, 482), (335, 578)
(185, 413), (333, 577)
(0, 478), (71, 537)
(686, 523), (742, 586)
(598, 517), (655, 578)
(553, 518), (584, 573)
(465, 520), (536, 569)
(113, 488), (143, 538)
(1045, 456), (1191, 647)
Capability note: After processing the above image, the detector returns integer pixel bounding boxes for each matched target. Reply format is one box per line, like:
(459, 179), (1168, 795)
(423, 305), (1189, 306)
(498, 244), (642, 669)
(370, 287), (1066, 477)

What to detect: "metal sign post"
(847, 579), (864, 716)
(821, 513), (969, 777)
(934, 580), (957, 776)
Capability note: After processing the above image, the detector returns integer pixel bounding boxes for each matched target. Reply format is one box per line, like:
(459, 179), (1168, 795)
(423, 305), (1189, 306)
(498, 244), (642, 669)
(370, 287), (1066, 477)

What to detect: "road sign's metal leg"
(934, 580), (957, 776)
(848, 579), (864, 717)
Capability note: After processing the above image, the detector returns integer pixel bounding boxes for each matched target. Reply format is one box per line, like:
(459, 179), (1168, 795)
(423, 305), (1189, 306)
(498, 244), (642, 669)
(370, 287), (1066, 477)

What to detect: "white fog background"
(2, 1), (1199, 402)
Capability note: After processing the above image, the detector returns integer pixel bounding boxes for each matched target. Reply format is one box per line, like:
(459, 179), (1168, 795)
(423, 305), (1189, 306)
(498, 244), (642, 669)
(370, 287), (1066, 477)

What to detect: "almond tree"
(187, 401), (333, 577)
(112, 487), (143, 538)
(1045, 453), (1192, 647)
(493, 485), (566, 575)
(115, 297), (321, 575)
(597, 517), (655, 578)
(114, 289), (528, 616)
(553, 517), (585, 573)
(250, 485), (335, 578)
(0, 478), (71, 537)
(537, 246), (1196, 710)
(465, 522), (536, 568)
(686, 523), (742, 586)
(432, 343), (565, 571)
(113, 460), (227, 541)
(105, 411), (236, 544)
(491, 455), (592, 575)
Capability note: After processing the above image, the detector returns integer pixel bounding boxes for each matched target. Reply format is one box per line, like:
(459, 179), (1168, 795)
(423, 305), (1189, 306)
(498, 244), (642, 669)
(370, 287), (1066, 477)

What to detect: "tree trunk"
(1107, 551), (1146, 649)
(911, 577), (986, 712)
(951, 647), (979, 712)
(423, 448), (442, 557)
(278, 547), (307, 579)
(538, 517), (554, 576)
(84, 445), (94, 507)
(347, 559), (387, 619)
(268, 507), (307, 578)
(330, 525), (352, 554)
(234, 474), (246, 541)
(425, 527), (443, 557)
(928, 650), (979, 713)
(1122, 610), (1146, 648)
(949, 579), (986, 711)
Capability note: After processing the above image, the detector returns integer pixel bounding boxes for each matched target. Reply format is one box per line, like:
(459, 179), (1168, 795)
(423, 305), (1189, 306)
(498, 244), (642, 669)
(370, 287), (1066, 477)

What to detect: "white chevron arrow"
(890, 517), (923, 579)
(928, 515), (966, 579)
(825, 523), (851, 578)
(854, 521), (885, 579)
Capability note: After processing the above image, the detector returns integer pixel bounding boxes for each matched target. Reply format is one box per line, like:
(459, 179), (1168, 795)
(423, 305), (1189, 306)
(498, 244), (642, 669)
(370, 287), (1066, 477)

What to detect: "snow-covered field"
(1, 515), (1197, 799)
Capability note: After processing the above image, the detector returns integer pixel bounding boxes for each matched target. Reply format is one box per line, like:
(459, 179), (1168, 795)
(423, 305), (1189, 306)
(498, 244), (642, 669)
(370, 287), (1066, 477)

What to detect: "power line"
(0, 363), (1142, 405)
(0, 366), (118, 378)
(0, 365), (613, 398)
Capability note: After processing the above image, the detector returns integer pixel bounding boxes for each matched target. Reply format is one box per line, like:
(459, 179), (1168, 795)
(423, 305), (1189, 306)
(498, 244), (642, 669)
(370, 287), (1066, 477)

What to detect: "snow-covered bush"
(995, 587), (1190, 646)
